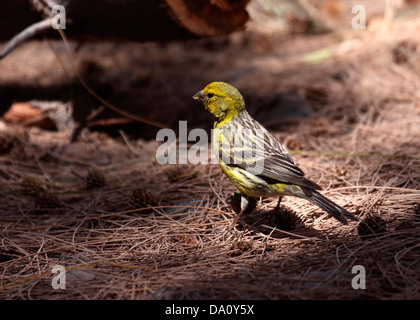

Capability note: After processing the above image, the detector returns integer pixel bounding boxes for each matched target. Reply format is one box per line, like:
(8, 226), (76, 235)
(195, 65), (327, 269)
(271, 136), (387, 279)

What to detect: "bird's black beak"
(193, 90), (204, 103)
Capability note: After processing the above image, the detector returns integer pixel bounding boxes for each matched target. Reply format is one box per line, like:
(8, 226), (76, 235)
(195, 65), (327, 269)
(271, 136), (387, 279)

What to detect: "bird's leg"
(275, 196), (283, 211)
(229, 195), (248, 230)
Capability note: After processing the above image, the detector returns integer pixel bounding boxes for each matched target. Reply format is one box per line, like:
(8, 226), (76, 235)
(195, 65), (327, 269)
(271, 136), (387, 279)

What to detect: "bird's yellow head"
(193, 82), (245, 125)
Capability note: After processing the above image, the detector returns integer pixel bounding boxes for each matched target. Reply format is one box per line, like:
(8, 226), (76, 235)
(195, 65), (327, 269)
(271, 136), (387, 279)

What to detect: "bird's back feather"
(214, 111), (322, 191)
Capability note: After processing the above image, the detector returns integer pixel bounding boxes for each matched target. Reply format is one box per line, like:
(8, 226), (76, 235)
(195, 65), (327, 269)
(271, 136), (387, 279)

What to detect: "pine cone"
(86, 168), (106, 189)
(34, 192), (62, 214)
(9, 140), (27, 160)
(358, 215), (387, 239)
(9, 129), (30, 160)
(129, 188), (158, 210)
(0, 134), (14, 155)
(269, 205), (303, 231)
(20, 176), (46, 195)
(395, 219), (415, 231)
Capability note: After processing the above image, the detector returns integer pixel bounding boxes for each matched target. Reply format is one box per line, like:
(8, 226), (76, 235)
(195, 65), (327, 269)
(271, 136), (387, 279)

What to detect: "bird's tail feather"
(302, 187), (358, 224)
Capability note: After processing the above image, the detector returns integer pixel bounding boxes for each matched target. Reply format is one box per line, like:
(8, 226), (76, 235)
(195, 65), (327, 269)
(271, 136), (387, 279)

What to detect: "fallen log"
(0, 0), (250, 59)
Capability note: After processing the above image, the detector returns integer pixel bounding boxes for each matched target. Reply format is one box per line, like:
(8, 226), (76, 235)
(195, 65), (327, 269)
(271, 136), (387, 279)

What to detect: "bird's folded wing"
(217, 127), (322, 190)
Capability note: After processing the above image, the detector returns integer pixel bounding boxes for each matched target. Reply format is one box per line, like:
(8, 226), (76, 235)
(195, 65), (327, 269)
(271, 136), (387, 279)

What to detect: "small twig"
(0, 19), (52, 59)
(119, 129), (141, 157)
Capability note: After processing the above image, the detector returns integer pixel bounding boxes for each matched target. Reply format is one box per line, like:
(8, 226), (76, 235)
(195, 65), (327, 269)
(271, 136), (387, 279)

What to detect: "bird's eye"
(207, 93), (214, 98)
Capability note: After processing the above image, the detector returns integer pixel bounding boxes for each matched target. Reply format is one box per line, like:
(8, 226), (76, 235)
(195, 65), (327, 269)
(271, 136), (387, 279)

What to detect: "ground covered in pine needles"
(1, 8), (420, 300)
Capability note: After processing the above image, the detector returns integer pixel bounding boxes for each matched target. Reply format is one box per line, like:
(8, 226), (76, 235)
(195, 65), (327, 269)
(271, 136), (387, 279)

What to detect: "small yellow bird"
(193, 81), (357, 228)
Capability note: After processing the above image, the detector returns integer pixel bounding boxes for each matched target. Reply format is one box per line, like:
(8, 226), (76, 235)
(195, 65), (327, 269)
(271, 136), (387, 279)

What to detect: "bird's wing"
(255, 137), (322, 190)
(216, 117), (322, 190)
